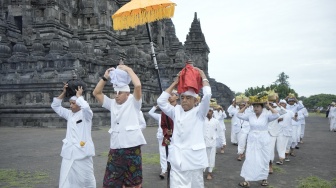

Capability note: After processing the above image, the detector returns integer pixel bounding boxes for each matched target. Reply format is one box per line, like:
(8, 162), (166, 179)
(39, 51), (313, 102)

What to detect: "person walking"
(148, 105), (168, 179)
(237, 102), (279, 187)
(157, 67), (211, 188)
(93, 64), (146, 188)
(297, 101), (309, 143)
(204, 108), (224, 180)
(213, 105), (227, 153)
(51, 84), (96, 188)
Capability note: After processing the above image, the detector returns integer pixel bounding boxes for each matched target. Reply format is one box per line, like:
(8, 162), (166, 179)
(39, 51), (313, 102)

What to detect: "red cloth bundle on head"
(177, 63), (203, 94)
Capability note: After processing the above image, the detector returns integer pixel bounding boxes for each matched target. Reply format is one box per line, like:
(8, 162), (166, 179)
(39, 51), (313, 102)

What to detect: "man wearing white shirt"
(148, 105), (167, 179)
(93, 65), (146, 188)
(266, 101), (287, 173)
(213, 105), (227, 153)
(157, 67), (211, 188)
(297, 101), (309, 144)
(228, 99), (239, 145)
(228, 102), (252, 161)
(277, 100), (295, 164)
(51, 84), (96, 188)
(204, 108), (224, 180)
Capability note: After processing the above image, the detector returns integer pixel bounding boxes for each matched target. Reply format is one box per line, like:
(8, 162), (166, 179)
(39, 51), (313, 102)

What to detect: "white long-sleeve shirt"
(51, 96), (95, 160)
(213, 110), (227, 130)
(157, 86), (211, 171)
(204, 117), (224, 147)
(148, 106), (163, 139)
(298, 107), (309, 124)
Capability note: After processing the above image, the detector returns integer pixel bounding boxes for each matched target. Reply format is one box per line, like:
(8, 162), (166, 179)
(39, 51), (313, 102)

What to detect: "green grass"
(142, 153), (160, 165)
(297, 176), (335, 188)
(309, 112), (327, 117)
(272, 166), (286, 174)
(0, 169), (48, 188)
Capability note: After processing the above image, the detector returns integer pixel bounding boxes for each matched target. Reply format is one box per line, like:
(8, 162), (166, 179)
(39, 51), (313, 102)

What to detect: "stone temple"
(0, 0), (234, 127)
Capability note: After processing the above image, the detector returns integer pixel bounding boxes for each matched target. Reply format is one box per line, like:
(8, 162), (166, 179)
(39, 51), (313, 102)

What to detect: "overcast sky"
(171, 0), (336, 97)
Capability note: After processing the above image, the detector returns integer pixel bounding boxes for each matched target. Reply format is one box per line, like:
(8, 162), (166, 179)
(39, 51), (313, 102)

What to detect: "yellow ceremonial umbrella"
(112, 2), (176, 187)
(112, 0), (176, 92)
(112, 0), (176, 30)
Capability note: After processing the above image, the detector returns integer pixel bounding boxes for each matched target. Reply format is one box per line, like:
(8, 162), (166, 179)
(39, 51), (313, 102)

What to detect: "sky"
(171, 0), (336, 97)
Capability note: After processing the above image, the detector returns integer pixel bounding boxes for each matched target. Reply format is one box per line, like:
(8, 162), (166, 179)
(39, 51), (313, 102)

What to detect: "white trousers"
(170, 169), (204, 188)
(158, 137), (167, 173)
(300, 124), (305, 138)
(231, 130), (239, 144)
(237, 132), (248, 154)
(59, 157), (96, 188)
(296, 124), (301, 142)
(205, 147), (216, 173)
(330, 117), (336, 131)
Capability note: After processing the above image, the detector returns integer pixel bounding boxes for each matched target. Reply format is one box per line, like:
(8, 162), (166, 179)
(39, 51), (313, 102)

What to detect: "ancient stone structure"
(0, 0), (233, 127)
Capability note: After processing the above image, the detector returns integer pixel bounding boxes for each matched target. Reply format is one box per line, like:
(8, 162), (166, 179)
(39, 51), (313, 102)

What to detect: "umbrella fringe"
(112, 5), (175, 30)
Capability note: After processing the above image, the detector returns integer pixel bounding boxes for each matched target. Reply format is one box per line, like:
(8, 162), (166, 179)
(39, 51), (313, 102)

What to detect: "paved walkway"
(0, 115), (335, 188)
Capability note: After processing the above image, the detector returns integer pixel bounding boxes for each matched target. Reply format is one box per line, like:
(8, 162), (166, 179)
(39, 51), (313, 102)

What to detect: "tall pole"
(146, 23), (163, 92)
(146, 22), (171, 188)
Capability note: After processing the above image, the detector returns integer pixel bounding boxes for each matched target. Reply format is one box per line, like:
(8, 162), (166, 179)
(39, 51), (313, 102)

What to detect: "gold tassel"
(112, 5), (175, 30)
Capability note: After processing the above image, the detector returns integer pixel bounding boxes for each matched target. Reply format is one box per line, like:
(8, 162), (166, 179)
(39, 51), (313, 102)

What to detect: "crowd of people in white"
(148, 94), (310, 187)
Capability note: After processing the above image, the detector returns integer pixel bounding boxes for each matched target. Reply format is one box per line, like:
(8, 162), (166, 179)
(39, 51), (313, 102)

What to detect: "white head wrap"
(109, 67), (131, 92)
(279, 99), (287, 104)
(209, 107), (214, 111)
(181, 88), (198, 98)
(171, 89), (179, 96)
(70, 96), (78, 101)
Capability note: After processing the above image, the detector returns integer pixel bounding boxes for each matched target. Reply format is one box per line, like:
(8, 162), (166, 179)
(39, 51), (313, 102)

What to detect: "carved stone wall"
(0, 1), (234, 127)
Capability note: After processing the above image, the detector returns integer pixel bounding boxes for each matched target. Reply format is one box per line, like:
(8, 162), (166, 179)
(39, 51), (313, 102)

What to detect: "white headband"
(70, 96), (78, 101)
(114, 85), (130, 93)
(279, 99), (287, 104)
(181, 88), (198, 98)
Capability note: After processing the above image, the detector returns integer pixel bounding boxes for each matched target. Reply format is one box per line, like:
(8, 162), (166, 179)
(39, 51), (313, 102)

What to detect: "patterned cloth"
(103, 146), (142, 188)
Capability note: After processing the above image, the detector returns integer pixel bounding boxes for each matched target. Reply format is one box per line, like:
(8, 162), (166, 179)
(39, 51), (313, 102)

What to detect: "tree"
(274, 72), (290, 87)
(243, 72), (298, 99)
(302, 94), (336, 110)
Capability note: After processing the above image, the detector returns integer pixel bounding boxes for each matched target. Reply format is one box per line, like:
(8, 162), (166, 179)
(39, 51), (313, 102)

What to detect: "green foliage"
(244, 83), (297, 99)
(244, 72), (298, 98)
(297, 176), (334, 188)
(0, 169), (48, 188)
(274, 72), (290, 86)
(302, 94), (336, 110)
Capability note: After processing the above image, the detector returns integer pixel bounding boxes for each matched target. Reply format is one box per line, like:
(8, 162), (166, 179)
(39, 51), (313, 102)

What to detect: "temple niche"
(0, 1), (234, 127)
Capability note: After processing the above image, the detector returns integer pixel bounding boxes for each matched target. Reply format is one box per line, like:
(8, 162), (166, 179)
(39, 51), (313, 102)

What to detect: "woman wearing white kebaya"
(237, 102), (279, 187)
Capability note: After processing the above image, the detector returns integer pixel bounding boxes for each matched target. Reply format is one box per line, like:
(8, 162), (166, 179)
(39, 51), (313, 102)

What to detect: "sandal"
(261, 180), (269, 186)
(290, 153), (296, 157)
(238, 181), (250, 187)
(276, 161), (284, 165)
